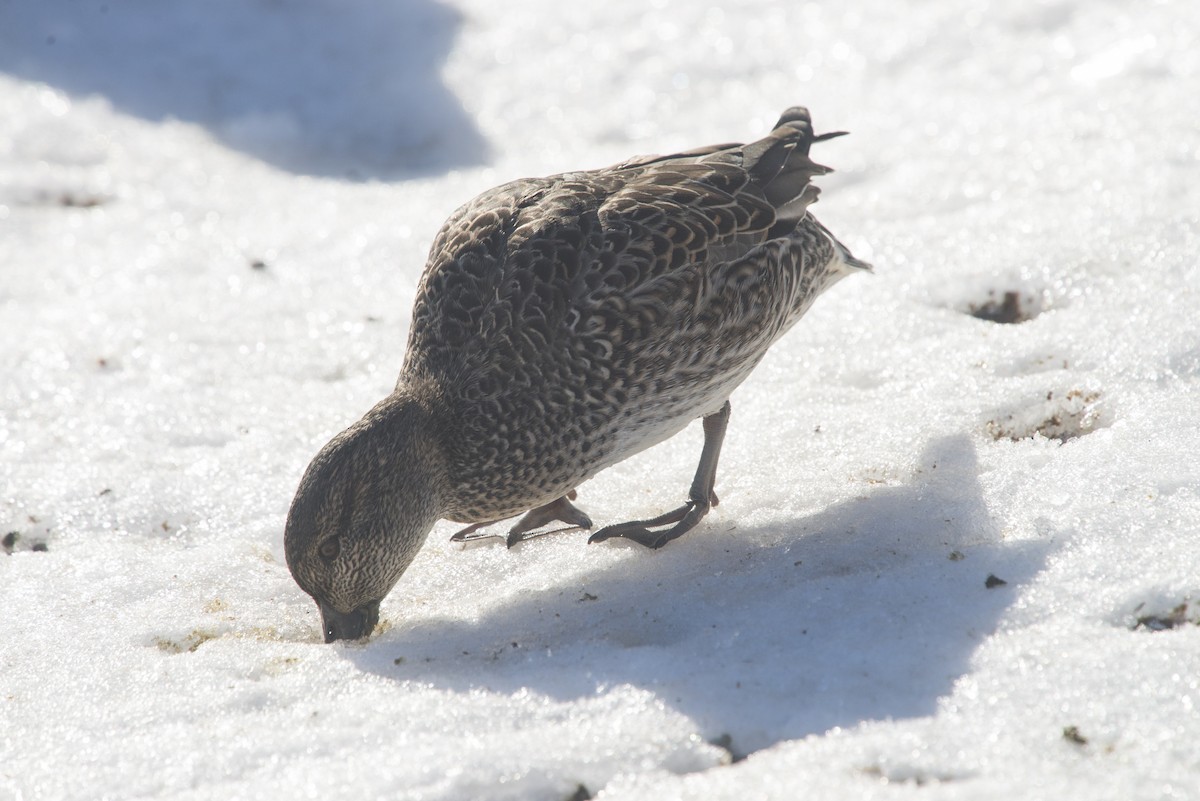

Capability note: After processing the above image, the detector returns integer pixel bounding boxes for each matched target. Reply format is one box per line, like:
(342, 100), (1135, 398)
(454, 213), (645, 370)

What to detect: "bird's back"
(401, 108), (868, 522)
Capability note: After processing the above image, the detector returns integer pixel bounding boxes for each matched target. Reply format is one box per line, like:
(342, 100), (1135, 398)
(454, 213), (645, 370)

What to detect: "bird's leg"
(449, 520), (492, 541)
(450, 490), (593, 548)
(589, 400), (730, 549)
(504, 491), (593, 547)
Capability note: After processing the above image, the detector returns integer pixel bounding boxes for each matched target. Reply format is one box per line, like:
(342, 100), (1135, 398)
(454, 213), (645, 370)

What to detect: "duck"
(285, 107), (870, 642)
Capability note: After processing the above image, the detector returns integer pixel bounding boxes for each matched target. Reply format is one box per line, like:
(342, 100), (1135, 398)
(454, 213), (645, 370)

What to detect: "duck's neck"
(356, 386), (449, 519)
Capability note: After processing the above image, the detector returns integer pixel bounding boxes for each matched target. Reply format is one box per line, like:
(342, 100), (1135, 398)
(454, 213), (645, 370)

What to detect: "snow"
(2, 0), (1199, 799)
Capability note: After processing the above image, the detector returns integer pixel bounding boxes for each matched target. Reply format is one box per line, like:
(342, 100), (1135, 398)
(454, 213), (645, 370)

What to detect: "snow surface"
(3, 1), (1200, 799)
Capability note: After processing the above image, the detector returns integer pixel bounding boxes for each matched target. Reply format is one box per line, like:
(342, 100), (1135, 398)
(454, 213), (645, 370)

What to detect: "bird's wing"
(400, 108), (842, 390)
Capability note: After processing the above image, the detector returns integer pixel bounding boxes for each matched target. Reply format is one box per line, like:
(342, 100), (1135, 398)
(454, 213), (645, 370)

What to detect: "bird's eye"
(318, 538), (341, 561)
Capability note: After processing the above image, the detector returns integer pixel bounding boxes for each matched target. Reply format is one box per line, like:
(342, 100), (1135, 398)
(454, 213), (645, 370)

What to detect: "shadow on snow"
(0, 0), (487, 179)
(349, 434), (1053, 756)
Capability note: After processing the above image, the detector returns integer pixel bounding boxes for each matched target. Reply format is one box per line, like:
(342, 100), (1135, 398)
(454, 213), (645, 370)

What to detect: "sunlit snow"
(3, 1), (1199, 799)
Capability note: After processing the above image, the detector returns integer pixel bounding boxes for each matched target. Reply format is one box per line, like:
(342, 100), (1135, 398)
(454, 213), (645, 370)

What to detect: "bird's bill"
(319, 599), (381, 643)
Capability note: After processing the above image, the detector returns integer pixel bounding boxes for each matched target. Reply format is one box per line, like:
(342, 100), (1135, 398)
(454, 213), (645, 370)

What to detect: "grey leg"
(503, 492), (593, 547)
(450, 490), (593, 548)
(589, 400), (730, 549)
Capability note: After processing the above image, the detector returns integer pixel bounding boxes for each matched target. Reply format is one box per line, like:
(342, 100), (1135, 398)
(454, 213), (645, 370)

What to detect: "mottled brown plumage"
(285, 107), (870, 642)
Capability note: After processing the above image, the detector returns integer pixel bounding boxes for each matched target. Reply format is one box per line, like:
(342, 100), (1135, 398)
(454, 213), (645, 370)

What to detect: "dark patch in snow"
(10, 188), (112, 208)
(563, 784), (592, 801)
(1132, 601), (1194, 632)
(985, 574), (1007, 588)
(56, 190), (108, 208)
(1062, 725), (1088, 745)
(708, 733), (748, 763)
(153, 630), (219, 654)
(861, 763), (973, 785)
(3, 531), (49, 554)
(966, 289), (1040, 324)
(986, 389), (1105, 442)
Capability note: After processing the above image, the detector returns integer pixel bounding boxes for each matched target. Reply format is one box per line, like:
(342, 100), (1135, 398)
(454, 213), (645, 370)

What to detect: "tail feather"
(612, 106), (866, 268)
(742, 107), (851, 240)
(617, 107), (845, 218)
(760, 109), (871, 273)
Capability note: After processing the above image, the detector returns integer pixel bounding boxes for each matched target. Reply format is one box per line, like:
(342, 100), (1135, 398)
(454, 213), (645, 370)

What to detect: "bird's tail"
(743, 108), (844, 237)
(745, 107), (871, 272)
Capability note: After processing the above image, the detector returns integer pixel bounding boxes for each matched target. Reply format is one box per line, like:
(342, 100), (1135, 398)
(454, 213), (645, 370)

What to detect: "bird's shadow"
(347, 434), (1053, 756)
(0, 0), (487, 179)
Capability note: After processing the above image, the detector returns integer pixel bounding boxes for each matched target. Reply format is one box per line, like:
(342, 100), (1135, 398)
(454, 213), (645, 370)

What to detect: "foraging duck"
(285, 107), (870, 642)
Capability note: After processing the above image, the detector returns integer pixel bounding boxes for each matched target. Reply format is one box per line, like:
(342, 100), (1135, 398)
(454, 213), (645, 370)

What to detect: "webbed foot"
(450, 491), (593, 548)
(587, 495), (713, 549)
(589, 400), (730, 550)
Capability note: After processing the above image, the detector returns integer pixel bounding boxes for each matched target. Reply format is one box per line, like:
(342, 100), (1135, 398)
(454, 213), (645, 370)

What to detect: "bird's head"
(284, 392), (444, 643)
